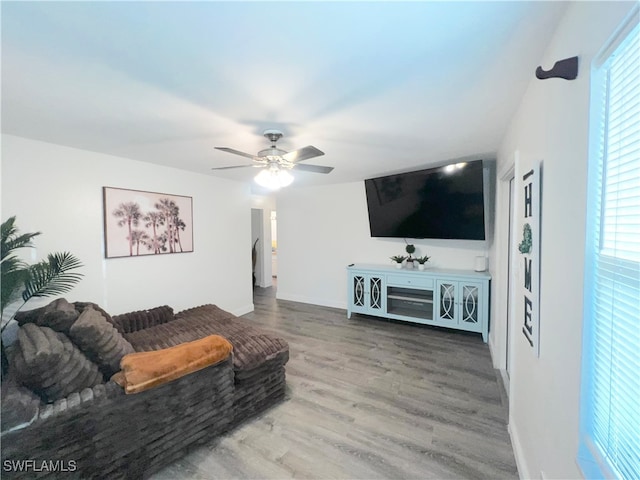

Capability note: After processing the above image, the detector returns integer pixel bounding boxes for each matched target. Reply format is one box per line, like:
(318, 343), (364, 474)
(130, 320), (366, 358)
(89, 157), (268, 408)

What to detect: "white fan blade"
(211, 164), (259, 170)
(215, 147), (260, 161)
(292, 163), (334, 174)
(282, 146), (324, 163)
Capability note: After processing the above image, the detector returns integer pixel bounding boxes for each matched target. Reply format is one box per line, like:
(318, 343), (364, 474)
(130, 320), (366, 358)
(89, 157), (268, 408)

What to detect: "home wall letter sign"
(515, 159), (541, 357)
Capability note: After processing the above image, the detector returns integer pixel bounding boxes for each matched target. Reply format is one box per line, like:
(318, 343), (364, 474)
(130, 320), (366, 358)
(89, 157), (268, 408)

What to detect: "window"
(579, 9), (640, 480)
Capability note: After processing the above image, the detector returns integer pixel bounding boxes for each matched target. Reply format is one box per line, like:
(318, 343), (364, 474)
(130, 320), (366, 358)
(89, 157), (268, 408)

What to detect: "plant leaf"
(22, 252), (84, 301)
(1, 268), (30, 317)
(1, 255), (27, 275)
(1, 216), (40, 261)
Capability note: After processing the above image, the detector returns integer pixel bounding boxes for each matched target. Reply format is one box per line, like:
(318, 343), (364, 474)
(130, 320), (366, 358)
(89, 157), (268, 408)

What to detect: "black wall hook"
(536, 56), (578, 80)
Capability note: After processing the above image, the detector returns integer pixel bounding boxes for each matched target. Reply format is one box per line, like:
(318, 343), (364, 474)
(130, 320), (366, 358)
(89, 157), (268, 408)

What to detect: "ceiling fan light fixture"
(254, 167), (294, 190)
(214, 129), (331, 183)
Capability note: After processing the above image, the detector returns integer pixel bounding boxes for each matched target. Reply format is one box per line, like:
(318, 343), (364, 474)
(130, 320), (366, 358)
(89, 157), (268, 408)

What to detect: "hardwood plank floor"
(152, 285), (518, 479)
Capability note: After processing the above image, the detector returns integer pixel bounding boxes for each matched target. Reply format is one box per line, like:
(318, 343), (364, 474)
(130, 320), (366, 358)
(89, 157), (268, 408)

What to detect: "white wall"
(2, 135), (254, 317)
(276, 181), (488, 308)
(489, 2), (637, 479)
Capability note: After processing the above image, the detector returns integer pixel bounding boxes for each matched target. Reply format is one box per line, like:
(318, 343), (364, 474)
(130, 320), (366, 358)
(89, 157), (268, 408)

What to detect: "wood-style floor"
(152, 284), (518, 479)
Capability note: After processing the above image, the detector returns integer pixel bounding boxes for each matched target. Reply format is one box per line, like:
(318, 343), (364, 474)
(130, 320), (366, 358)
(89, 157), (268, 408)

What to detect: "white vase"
(395, 263), (403, 269)
(418, 264), (425, 271)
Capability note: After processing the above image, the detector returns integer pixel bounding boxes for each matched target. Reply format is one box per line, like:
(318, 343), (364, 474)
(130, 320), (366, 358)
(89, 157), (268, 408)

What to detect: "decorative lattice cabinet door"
(348, 273), (385, 316)
(436, 279), (482, 331)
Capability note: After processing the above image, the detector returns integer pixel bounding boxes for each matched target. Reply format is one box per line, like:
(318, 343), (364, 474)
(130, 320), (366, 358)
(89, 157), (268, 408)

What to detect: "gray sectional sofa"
(1, 301), (289, 479)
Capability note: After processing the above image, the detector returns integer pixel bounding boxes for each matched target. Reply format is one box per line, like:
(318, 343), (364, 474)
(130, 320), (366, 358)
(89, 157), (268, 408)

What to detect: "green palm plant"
(1, 218), (39, 316)
(1, 216), (83, 375)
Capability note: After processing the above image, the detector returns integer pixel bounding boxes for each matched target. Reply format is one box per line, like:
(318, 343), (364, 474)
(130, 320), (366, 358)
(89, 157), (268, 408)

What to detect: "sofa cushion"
(111, 305), (175, 333)
(113, 334), (233, 394)
(74, 301), (124, 334)
(14, 298), (79, 333)
(11, 324), (104, 402)
(69, 306), (135, 377)
(125, 304), (289, 375)
(175, 304), (236, 323)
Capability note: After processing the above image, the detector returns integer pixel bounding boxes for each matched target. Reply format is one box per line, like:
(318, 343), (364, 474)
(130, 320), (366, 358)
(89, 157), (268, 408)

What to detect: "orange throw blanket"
(113, 335), (233, 394)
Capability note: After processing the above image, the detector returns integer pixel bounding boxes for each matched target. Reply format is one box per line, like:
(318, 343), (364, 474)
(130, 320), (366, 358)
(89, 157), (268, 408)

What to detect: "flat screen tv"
(364, 159), (486, 240)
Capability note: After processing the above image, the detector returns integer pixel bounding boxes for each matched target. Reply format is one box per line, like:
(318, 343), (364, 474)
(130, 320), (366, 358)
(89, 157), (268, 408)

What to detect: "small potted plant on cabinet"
(415, 255), (431, 271)
(390, 255), (407, 269)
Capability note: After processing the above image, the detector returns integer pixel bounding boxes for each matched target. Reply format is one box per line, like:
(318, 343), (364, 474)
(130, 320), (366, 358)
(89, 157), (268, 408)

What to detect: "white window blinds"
(579, 15), (640, 480)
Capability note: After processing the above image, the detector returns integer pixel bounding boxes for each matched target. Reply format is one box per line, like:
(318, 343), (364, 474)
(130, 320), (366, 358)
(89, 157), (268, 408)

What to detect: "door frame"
(250, 208), (273, 288)
(496, 156), (517, 395)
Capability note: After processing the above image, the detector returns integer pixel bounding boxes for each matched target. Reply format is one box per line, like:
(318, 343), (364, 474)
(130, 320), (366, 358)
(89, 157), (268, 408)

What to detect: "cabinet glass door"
(369, 276), (383, 310)
(350, 273), (384, 314)
(438, 281), (457, 322)
(353, 275), (366, 308)
(461, 284), (480, 325)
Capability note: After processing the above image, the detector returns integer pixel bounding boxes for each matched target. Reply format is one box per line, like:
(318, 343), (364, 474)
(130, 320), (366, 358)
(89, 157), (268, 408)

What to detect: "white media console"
(347, 264), (490, 342)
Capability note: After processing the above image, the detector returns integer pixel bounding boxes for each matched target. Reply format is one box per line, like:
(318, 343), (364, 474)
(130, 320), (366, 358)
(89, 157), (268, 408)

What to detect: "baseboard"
(488, 328), (511, 403)
(488, 333), (498, 366)
(275, 291), (347, 310)
(509, 418), (532, 480)
(499, 368), (510, 397)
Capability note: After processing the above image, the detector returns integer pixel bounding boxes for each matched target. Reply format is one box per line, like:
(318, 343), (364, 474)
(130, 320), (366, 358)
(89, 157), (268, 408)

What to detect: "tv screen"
(364, 160), (486, 240)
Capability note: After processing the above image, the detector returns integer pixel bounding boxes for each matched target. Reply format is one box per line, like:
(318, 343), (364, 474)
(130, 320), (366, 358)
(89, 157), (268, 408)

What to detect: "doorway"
(271, 211), (278, 282)
(250, 192), (278, 292)
(250, 208), (273, 289)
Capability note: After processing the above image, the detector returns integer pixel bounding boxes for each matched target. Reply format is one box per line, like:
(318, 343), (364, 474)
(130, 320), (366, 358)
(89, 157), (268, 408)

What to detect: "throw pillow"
(117, 334), (232, 394)
(14, 298), (79, 333)
(74, 301), (125, 335)
(11, 323), (103, 403)
(68, 306), (135, 377)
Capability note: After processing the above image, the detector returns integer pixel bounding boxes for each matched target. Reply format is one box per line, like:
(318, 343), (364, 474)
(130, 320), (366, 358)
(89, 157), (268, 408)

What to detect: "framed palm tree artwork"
(103, 187), (194, 258)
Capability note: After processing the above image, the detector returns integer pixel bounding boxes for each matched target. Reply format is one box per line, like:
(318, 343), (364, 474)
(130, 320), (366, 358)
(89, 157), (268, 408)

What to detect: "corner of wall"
(231, 303), (255, 318)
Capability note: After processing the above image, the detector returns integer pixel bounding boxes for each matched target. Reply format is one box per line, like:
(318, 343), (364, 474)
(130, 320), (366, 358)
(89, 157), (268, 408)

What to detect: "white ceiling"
(1, 1), (567, 191)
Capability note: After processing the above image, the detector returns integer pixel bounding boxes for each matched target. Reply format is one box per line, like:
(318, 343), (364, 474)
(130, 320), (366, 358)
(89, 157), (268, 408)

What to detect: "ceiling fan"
(212, 129), (334, 189)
